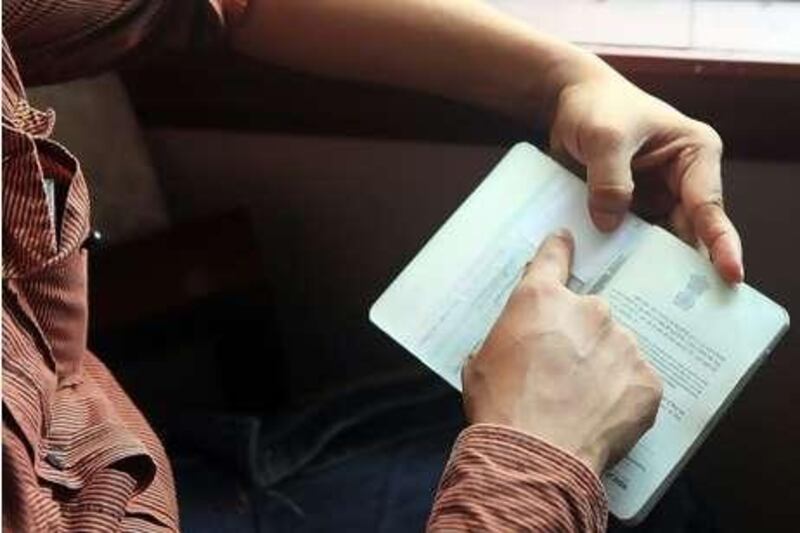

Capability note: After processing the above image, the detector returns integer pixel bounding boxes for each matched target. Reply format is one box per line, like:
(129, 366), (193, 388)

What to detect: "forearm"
(230, 0), (614, 126)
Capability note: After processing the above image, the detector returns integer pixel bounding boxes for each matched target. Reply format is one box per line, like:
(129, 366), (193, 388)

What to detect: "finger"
(679, 142), (744, 282)
(669, 203), (697, 246)
(574, 296), (614, 353)
(586, 145), (636, 232)
(522, 229), (574, 287)
(550, 134), (585, 179)
(693, 202), (743, 283)
(593, 323), (639, 368)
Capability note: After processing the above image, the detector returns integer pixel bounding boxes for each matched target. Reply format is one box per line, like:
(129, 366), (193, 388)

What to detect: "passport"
(370, 142), (789, 523)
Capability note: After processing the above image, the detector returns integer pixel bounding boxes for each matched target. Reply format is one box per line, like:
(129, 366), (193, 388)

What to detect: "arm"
(230, 0), (589, 126)
(231, 0), (743, 283)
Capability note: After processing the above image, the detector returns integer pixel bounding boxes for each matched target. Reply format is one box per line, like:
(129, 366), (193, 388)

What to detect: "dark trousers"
(170, 376), (718, 532)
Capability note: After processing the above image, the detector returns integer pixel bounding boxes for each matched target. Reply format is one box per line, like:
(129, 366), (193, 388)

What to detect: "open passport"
(370, 142), (789, 523)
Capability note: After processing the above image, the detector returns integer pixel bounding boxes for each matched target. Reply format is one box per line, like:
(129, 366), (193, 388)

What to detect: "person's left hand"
(548, 69), (743, 283)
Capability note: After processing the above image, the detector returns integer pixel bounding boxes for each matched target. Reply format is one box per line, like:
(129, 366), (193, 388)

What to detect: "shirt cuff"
(428, 423), (608, 532)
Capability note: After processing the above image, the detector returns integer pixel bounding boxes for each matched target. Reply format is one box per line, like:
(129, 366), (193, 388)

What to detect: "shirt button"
(81, 229), (103, 251)
(44, 452), (65, 469)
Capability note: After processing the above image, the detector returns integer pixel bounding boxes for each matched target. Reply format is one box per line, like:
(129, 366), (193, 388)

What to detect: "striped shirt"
(2, 1), (607, 531)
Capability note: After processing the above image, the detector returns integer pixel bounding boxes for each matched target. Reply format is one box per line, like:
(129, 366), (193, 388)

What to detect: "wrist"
(574, 441), (610, 477)
(490, 38), (614, 129)
(463, 11), (613, 128)
(537, 47), (616, 126)
(468, 409), (609, 476)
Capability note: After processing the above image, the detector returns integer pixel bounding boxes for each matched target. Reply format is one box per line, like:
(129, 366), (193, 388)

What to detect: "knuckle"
(461, 353), (483, 390)
(639, 361), (664, 402)
(556, 83), (583, 116)
(703, 192), (725, 210)
(693, 202), (729, 240)
(624, 359), (663, 431)
(592, 183), (634, 201)
(461, 356), (472, 382)
(642, 402), (659, 430)
(636, 381), (663, 430)
(588, 182), (634, 212)
(614, 325), (639, 351)
(648, 373), (664, 403)
(583, 295), (611, 322)
(647, 390), (663, 425)
(693, 121), (724, 155)
(586, 122), (627, 152)
(517, 279), (559, 301)
(653, 382), (664, 407)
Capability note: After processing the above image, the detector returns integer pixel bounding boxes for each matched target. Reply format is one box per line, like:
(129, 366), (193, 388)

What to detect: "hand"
(549, 67), (743, 283)
(462, 230), (663, 475)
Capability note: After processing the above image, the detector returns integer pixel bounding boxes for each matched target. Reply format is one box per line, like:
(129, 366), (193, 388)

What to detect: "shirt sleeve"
(427, 424), (608, 532)
(4, 0), (250, 85)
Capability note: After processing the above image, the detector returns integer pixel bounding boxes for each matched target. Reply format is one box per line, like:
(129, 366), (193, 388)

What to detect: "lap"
(171, 375), (717, 533)
(174, 421), (458, 533)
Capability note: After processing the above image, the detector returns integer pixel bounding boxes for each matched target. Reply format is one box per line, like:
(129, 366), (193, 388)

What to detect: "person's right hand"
(462, 229), (663, 475)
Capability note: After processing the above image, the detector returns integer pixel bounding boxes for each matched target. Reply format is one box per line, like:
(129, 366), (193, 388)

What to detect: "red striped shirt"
(2, 1), (607, 530)
(429, 425), (607, 531)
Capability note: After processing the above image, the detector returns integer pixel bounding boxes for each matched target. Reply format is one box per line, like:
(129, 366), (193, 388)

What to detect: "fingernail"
(553, 227), (574, 245)
(593, 211), (622, 232)
(721, 258), (744, 284)
(554, 227), (571, 239)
